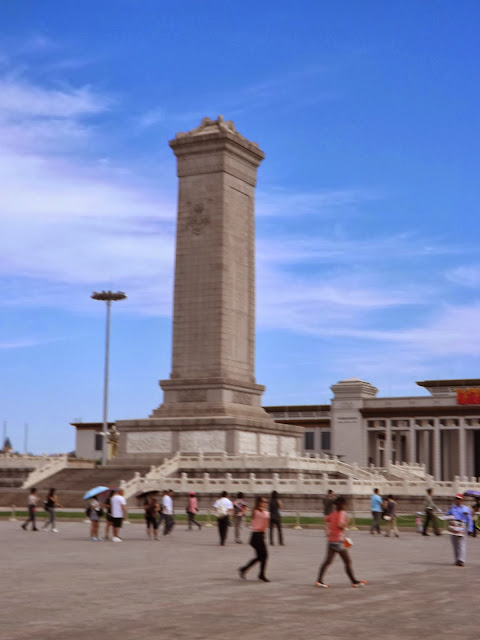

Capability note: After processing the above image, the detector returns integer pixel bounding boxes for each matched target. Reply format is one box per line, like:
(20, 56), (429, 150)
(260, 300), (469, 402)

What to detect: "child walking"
(316, 496), (366, 589)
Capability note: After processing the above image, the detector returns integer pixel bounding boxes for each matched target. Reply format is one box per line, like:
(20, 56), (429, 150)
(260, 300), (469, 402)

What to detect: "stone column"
(385, 419), (392, 465)
(154, 116), (269, 417)
(433, 419), (441, 481)
(458, 425), (466, 478)
(408, 422), (416, 464)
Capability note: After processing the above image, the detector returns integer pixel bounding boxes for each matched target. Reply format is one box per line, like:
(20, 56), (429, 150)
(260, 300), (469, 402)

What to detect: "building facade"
(73, 378), (480, 481)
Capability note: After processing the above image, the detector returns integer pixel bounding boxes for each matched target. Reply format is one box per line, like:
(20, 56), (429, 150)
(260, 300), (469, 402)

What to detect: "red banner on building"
(456, 388), (480, 405)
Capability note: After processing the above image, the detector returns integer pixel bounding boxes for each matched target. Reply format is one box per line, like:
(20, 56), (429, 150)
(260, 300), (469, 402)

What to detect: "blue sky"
(1, 1), (479, 454)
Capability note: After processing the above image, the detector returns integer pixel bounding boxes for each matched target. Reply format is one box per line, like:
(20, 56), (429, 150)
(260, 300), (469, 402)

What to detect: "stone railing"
(121, 467), (480, 500)
(152, 452), (378, 479)
(386, 462), (428, 481)
(0, 453), (63, 469)
(22, 454), (69, 489)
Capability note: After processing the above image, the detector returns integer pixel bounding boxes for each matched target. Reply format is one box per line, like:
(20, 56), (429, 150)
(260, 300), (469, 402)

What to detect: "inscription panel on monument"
(179, 431), (226, 452)
(126, 431), (173, 453)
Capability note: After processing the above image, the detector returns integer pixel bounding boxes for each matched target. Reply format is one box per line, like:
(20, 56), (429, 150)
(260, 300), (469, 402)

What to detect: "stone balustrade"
(21, 454), (69, 488)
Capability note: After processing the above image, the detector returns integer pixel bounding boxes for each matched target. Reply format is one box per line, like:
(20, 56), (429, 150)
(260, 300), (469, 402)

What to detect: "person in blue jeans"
(370, 488), (383, 535)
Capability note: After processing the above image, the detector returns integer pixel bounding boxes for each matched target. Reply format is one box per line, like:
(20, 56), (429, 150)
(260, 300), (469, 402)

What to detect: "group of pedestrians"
(20, 483), (479, 584)
(88, 488), (126, 541)
(21, 487), (62, 533)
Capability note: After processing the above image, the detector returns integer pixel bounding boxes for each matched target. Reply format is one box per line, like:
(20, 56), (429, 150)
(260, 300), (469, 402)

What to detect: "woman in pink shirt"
(186, 491), (202, 530)
(238, 496), (270, 582)
(315, 496), (366, 588)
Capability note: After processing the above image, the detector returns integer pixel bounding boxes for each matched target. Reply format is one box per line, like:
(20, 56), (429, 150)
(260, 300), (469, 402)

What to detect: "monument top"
(170, 115), (265, 163)
(174, 115), (257, 145)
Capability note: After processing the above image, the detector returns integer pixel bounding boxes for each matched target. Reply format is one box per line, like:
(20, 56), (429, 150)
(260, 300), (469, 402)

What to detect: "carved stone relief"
(280, 437), (297, 456)
(126, 431), (173, 453)
(179, 431), (226, 452)
(259, 434), (277, 456)
(238, 431), (257, 454)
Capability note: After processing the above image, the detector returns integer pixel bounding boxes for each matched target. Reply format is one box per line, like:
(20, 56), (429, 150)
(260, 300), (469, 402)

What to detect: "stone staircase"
(0, 465), (152, 508)
(0, 467), (35, 488)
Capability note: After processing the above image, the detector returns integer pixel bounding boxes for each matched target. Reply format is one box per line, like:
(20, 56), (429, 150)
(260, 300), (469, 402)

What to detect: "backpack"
(85, 506), (92, 518)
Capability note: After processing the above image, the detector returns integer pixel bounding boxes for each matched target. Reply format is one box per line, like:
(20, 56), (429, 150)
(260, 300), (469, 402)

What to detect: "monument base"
(114, 414), (302, 462)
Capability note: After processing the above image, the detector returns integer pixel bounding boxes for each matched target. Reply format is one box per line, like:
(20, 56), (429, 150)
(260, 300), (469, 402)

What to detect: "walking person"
(269, 490), (284, 546)
(445, 494), (473, 566)
(186, 491), (202, 531)
(323, 489), (336, 517)
(103, 489), (115, 541)
(144, 495), (160, 540)
(238, 496), (270, 582)
(315, 496), (367, 589)
(162, 489), (175, 536)
(213, 491), (233, 546)
(233, 492), (248, 543)
(369, 488), (383, 535)
(111, 488), (127, 542)
(42, 488), (62, 532)
(422, 488), (441, 536)
(383, 495), (399, 537)
(21, 487), (39, 531)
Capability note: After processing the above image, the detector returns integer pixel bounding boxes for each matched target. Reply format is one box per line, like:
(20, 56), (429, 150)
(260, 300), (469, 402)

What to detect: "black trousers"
(217, 516), (229, 545)
(269, 518), (283, 545)
(163, 514), (174, 535)
(241, 532), (268, 578)
(187, 511), (201, 530)
(422, 510), (440, 535)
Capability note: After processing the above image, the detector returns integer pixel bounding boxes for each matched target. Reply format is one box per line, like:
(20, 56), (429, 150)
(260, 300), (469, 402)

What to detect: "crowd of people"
(20, 484), (480, 584)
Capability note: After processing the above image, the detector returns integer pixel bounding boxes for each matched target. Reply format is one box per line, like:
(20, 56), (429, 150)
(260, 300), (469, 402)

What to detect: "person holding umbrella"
(83, 486), (109, 541)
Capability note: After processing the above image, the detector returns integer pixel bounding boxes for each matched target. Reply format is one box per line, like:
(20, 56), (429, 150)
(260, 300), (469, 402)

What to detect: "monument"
(115, 117), (301, 460)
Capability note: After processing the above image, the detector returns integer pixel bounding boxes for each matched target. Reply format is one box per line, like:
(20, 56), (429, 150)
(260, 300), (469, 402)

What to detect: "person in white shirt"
(162, 489), (174, 536)
(110, 489), (127, 542)
(214, 491), (234, 546)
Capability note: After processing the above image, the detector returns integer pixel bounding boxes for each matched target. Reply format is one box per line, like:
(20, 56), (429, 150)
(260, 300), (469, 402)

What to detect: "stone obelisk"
(116, 117), (301, 459)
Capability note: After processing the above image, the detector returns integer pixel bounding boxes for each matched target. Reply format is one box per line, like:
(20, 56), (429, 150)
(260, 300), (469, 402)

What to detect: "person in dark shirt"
(269, 491), (284, 546)
(323, 490), (336, 517)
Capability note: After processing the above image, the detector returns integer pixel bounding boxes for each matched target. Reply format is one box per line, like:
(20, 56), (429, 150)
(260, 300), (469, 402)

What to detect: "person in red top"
(315, 496), (366, 589)
(238, 496), (271, 582)
(186, 491), (202, 530)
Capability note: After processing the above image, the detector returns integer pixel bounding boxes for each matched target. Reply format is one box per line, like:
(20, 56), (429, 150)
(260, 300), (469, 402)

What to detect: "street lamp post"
(91, 290), (127, 465)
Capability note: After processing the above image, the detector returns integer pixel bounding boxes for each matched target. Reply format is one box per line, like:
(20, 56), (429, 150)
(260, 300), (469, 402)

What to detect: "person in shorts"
(110, 489), (127, 542)
(315, 496), (366, 589)
(144, 495), (160, 540)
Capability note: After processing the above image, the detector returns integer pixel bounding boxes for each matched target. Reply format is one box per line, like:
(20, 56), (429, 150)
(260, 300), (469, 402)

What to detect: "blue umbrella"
(83, 486), (110, 500)
(464, 490), (480, 498)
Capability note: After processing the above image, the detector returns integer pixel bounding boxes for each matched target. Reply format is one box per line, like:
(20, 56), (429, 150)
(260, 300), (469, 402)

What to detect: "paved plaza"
(2, 520), (479, 640)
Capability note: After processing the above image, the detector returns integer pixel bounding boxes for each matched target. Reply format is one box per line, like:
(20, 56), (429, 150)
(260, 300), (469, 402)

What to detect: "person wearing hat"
(445, 494), (473, 566)
(186, 491), (202, 530)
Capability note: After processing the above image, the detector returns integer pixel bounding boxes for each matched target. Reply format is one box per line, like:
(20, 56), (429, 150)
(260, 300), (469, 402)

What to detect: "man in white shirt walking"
(162, 489), (174, 536)
(214, 491), (234, 546)
(110, 489), (127, 542)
